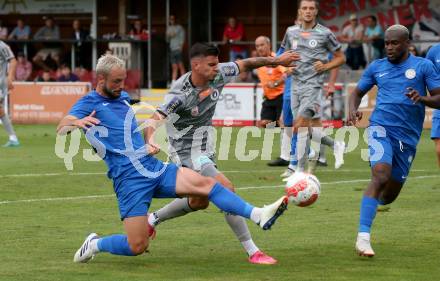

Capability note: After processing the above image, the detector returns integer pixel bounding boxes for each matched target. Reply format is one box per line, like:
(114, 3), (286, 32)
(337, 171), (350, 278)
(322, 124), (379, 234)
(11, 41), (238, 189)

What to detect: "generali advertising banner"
(10, 82), (91, 124)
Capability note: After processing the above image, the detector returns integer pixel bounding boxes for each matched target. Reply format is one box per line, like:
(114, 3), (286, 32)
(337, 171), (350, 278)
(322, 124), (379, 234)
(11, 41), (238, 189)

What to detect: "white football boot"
(258, 196), (289, 230)
(355, 232), (375, 257)
(73, 233), (99, 263)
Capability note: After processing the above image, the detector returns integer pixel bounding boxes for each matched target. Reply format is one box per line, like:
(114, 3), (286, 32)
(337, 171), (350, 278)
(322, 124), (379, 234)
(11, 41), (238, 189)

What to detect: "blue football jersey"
(426, 44), (440, 119)
(357, 54), (440, 147)
(69, 91), (162, 178)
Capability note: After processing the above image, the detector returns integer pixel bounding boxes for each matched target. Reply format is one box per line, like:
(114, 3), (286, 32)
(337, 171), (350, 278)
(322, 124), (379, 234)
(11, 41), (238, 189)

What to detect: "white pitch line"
(0, 169), (430, 178)
(1, 175), (438, 206)
(0, 194), (114, 205)
(0, 172), (106, 178)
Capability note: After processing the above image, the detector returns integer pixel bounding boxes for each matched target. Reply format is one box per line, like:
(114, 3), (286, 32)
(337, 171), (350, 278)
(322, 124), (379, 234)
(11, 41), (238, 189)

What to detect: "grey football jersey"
(281, 23), (341, 87)
(157, 62), (239, 156)
(0, 41), (14, 88)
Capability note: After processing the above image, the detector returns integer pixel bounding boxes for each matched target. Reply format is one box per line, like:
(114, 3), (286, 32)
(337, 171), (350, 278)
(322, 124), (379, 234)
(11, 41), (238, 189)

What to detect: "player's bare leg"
(434, 139), (440, 167)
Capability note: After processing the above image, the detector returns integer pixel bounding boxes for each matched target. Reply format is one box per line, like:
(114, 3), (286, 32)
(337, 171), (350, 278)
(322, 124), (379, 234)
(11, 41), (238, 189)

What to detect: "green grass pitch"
(1, 125), (439, 281)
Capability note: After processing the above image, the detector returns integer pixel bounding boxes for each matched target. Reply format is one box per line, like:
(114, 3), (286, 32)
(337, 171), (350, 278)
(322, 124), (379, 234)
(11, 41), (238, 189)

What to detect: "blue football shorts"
(112, 158), (179, 220)
(368, 126), (416, 183)
(431, 117), (440, 139)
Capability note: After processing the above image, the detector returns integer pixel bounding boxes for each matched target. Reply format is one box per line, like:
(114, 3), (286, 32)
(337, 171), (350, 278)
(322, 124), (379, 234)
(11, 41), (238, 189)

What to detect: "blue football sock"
(97, 235), (135, 256)
(208, 183), (254, 219)
(358, 196), (379, 233)
(290, 132), (298, 166)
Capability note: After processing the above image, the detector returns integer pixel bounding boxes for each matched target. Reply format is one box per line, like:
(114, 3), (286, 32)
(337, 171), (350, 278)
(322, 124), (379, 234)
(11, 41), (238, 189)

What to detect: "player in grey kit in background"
(145, 42), (300, 265)
(279, 0), (346, 180)
(0, 40), (19, 147)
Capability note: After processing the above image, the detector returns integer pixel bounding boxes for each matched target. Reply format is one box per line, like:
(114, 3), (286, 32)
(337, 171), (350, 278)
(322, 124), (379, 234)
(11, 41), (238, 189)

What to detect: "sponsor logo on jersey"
(405, 69), (416, 79)
(300, 32), (311, 38)
(165, 96), (183, 114)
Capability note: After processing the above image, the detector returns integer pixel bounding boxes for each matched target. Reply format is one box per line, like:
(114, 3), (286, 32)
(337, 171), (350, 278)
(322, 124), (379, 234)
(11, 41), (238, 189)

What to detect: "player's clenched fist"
(347, 109), (363, 126)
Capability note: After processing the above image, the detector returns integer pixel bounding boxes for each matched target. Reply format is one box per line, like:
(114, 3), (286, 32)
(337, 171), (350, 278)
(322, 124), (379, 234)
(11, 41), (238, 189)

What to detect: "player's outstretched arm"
(406, 87), (440, 109)
(142, 111), (165, 155)
(236, 50), (299, 72)
(56, 111), (100, 135)
(347, 87), (367, 126)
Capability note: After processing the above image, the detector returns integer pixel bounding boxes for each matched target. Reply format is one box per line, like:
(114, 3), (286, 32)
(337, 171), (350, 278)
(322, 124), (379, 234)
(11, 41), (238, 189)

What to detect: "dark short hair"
(368, 15), (377, 22)
(190, 43), (219, 59)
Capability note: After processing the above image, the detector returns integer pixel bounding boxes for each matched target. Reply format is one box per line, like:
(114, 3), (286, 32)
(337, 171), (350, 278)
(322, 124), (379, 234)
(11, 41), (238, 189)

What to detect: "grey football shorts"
(169, 151), (219, 177)
(291, 84), (323, 119)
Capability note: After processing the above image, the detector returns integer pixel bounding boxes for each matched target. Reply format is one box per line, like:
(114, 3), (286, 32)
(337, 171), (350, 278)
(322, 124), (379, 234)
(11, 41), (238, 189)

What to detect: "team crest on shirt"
(191, 106), (199, 116)
(405, 69), (416, 79)
(210, 89), (220, 100)
(309, 39), (318, 48)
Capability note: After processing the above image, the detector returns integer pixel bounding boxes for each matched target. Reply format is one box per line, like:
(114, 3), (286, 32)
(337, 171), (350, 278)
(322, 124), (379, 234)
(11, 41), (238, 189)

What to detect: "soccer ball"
(285, 172), (321, 207)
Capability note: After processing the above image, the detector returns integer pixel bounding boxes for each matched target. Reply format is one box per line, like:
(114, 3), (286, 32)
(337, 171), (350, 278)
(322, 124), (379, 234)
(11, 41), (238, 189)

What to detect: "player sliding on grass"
(57, 51), (298, 263)
(348, 25), (440, 257)
(145, 42), (300, 265)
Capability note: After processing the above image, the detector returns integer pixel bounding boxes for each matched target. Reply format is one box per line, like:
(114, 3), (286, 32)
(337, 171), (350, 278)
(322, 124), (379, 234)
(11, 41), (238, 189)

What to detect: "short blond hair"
(96, 54), (125, 76)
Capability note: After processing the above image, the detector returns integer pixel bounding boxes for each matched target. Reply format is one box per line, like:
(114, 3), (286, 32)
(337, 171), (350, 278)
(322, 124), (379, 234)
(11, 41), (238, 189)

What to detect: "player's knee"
(435, 142), (440, 155)
(128, 237), (149, 255)
(371, 167), (391, 187)
(189, 197), (210, 210)
(199, 176), (216, 189)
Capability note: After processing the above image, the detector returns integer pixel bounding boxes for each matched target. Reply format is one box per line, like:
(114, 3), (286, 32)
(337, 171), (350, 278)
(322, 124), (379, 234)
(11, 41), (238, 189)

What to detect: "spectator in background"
(15, 52), (32, 81)
(340, 14), (366, 70)
(35, 70), (55, 82)
(129, 20), (149, 40)
(222, 17), (247, 61)
(409, 44), (419, 56)
(8, 19), (31, 40)
(0, 20), (8, 40)
(57, 64), (79, 82)
(166, 14), (186, 84)
(33, 17), (61, 71)
(72, 19), (91, 69)
(254, 36), (285, 128)
(363, 15), (384, 61)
